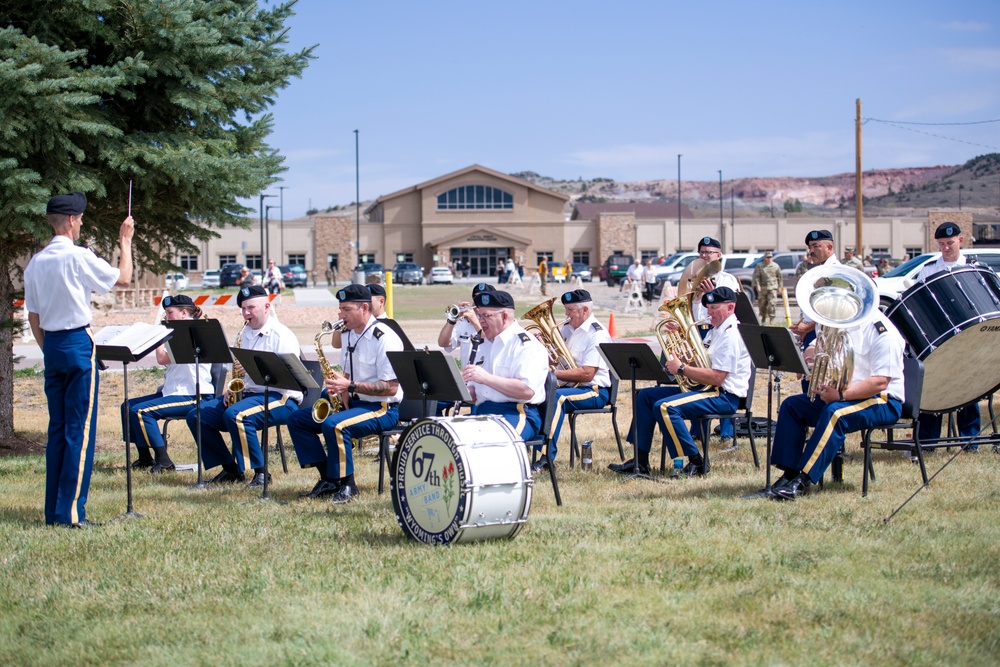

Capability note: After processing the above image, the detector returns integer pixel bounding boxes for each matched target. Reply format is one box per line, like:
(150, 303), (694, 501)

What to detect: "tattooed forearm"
(355, 380), (398, 396)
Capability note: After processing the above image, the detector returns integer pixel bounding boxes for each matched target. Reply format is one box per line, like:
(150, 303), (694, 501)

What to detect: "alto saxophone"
(226, 320), (249, 405)
(312, 319), (346, 422)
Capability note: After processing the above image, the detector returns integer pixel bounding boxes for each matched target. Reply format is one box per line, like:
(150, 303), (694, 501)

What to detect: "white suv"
(876, 249), (1000, 310)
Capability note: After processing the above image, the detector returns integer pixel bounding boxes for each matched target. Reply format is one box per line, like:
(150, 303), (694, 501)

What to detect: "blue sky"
(263, 0), (1000, 218)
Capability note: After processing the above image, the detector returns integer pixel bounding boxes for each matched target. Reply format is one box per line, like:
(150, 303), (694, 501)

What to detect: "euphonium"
(795, 264), (877, 400)
(226, 321), (250, 405)
(312, 320), (345, 422)
(655, 295), (712, 393)
(522, 297), (578, 385)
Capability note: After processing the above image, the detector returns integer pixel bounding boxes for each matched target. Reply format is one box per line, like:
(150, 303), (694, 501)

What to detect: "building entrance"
(450, 247), (512, 277)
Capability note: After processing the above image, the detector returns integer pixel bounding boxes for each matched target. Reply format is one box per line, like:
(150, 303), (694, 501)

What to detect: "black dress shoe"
(68, 519), (102, 529)
(150, 462), (176, 474)
(131, 457), (154, 470)
(300, 478), (341, 498)
(531, 459), (550, 474)
(330, 482), (360, 504)
(608, 458), (650, 475)
(772, 473), (811, 501)
(208, 470), (245, 484)
(247, 472), (272, 488)
(670, 461), (705, 479)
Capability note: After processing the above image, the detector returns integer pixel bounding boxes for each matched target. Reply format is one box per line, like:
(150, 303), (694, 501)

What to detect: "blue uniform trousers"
(473, 401), (542, 442)
(43, 327), (99, 526)
(548, 385), (609, 460)
(771, 393), (902, 484)
(698, 326), (734, 440)
(189, 392), (299, 472)
(917, 403), (981, 444)
(286, 400), (399, 479)
(628, 386), (739, 459)
(122, 392), (211, 450)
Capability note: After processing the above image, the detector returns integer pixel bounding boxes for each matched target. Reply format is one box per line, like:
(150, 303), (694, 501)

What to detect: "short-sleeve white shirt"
(703, 313), (752, 397)
(559, 315), (611, 388)
(473, 322), (548, 405)
(24, 236), (120, 331)
(916, 254), (967, 282)
(845, 311), (906, 402)
(241, 315), (304, 403)
(341, 315), (403, 403)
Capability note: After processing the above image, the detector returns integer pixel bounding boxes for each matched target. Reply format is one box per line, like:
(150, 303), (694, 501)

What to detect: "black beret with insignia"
(701, 286), (738, 307)
(934, 221), (961, 239)
(237, 285), (268, 306)
(46, 192), (87, 216)
(162, 294), (194, 308)
(472, 283), (496, 297)
(806, 229), (834, 243)
(698, 236), (721, 250)
(561, 289), (592, 305)
(336, 284), (371, 303)
(367, 283), (386, 298)
(474, 290), (514, 309)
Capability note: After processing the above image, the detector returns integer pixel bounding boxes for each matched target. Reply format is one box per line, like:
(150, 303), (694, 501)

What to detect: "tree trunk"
(0, 262), (19, 442)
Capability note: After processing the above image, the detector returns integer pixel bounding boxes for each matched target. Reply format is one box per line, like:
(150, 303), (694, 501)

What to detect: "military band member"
(188, 285), (303, 487)
(790, 229), (840, 344)
(769, 309), (906, 500)
(611, 287), (751, 477)
(287, 284), (403, 504)
(915, 222), (981, 449)
(752, 250), (782, 325)
(123, 294), (213, 474)
(366, 283), (414, 351)
(462, 290), (549, 441)
(438, 283), (492, 365)
(25, 192), (134, 528)
(533, 290), (612, 473)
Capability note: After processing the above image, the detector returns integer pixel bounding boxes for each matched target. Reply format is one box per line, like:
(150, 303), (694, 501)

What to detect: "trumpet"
(226, 321), (249, 405)
(312, 320), (345, 422)
(446, 304), (473, 320)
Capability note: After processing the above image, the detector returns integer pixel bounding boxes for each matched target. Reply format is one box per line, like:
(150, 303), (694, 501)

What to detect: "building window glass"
(437, 185), (513, 210)
(246, 254), (262, 270)
(219, 254), (236, 268)
(572, 251), (590, 265)
(179, 255), (198, 271)
(536, 252), (553, 264)
(905, 247), (923, 260)
(287, 254), (306, 267)
(640, 250), (658, 262)
(395, 253), (414, 263)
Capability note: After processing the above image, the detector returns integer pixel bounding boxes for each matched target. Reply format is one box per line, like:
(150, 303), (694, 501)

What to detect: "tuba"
(522, 297), (578, 385)
(795, 264), (877, 400)
(226, 321), (250, 406)
(312, 320), (346, 422)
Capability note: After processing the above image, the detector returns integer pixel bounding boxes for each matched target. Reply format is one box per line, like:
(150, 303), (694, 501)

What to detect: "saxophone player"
(769, 305), (905, 501)
(187, 285), (303, 487)
(287, 284), (403, 504)
(610, 287), (751, 478)
(532, 290), (611, 473)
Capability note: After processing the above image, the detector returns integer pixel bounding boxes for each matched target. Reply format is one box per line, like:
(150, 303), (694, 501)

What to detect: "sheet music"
(95, 323), (171, 354)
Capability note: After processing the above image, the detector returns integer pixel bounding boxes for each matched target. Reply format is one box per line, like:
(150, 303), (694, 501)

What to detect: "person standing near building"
(752, 250), (782, 325)
(25, 192), (135, 528)
(842, 248), (864, 272)
(538, 257), (548, 296)
(642, 259), (657, 303)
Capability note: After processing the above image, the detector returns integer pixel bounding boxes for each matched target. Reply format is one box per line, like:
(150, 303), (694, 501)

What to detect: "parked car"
(652, 252), (700, 279)
(200, 269), (221, 288)
(360, 262), (385, 283)
(651, 252), (762, 299)
(874, 249), (1000, 310)
(549, 262), (568, 283)
(570, 262), (592, 282)
(720, 253), (763, 271)
(251, 270), (263, 285)
(428, 266), (454, 284)
(165, 273), (189, 290)
(393, 262), (424, 285)
(600, 253), (635, 287)
(219, 263), (245, 287)
(276, 264), (307, 287)
(730, 251), (808, 301)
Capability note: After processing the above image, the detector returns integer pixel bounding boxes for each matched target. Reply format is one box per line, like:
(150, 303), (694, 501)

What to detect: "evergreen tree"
(0, 0), (313, 441)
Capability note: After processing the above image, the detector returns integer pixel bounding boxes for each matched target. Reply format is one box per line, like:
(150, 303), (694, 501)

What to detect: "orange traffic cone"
(608, 312), (618, 339)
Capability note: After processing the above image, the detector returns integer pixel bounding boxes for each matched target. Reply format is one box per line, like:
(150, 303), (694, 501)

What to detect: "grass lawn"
(2, 369), (998, 666)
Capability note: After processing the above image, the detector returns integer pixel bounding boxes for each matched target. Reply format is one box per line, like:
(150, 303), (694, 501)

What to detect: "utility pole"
(677, 154), (682, 251)
(278, 185), (287, 262)
(718, 170), (724, 251)
(355, 129), (361, 268)
(856, 98), (863, 255)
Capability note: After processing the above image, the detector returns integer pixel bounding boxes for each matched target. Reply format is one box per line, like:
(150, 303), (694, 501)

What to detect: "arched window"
(437, 185), (513, 210)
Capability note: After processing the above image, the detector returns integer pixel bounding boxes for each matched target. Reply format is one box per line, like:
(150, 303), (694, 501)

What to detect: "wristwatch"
(677, 364), (686, 378)
(348, 382), (357, 394)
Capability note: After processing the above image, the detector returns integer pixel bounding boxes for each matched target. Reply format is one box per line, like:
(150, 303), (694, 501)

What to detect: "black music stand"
(600, 342), (671, 483)
(165, 319), (231, 490)
(735, 291), (761, 327)
(231, 348), (319, 502)
(97, 325), (173, 521)
(738, 324), (807, 499)
(387, 350), (472, 416)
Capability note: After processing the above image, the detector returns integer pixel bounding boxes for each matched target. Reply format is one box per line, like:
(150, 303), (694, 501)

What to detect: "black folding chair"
(568, 375), (624, 468)
(524, 372), (562, 506)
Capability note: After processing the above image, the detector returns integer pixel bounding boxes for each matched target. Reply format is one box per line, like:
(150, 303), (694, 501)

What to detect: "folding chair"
(268, 359), (325, 474)
(860, 356), (925, 497)
(161, 362), (229, 446)
(568, 374), (624, 468)
(524, 372), (563, 506)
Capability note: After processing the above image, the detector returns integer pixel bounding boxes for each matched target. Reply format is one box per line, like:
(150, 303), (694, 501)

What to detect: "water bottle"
(673, 457), (684, 475)
(580, 440), (593, 470)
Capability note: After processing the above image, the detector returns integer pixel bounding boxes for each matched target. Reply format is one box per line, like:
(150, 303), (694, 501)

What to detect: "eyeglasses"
(699, 250), (721, 256)
(476, 310), (504, 320)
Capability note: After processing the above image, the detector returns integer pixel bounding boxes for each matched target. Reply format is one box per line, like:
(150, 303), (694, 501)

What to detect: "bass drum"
(886, 265), (1000, 411)
(390, 416), (532, 545)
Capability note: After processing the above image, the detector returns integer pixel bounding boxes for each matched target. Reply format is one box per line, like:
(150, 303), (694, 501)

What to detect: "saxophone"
(312, 319), (346, 422)
(226, 321), (249, 405)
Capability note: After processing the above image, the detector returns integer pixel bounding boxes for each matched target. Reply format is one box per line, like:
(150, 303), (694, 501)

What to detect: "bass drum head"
(920, 318), (1000, 412)
(390, 416), (531, 546)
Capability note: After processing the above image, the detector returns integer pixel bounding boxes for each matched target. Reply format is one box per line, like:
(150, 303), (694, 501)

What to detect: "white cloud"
(942, 20), (991, 32)
(937, 47), (1000, 70)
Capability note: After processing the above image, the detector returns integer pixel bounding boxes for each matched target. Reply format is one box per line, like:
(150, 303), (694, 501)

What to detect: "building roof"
(571, 201), (694, 220)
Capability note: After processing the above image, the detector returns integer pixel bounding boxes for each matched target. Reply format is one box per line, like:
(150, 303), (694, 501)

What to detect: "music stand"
(735, 291), (761, 327)
(165, 319), (231, 490)
(231, 348), (319, 502)
(738, 324), (807, 498)
(97, 326), (173, 521)
(387, 350), (472, 418)
(599, 342), (671, 483)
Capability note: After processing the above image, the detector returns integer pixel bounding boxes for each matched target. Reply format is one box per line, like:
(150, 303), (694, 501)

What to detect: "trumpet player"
(187, 285), (303, 488)
(769, 308), (905, 501)
(611, 287), (750, 478)
(438, 283), (492, 363)
(533, 290), (611, 473)
(287, 284), (402, 504)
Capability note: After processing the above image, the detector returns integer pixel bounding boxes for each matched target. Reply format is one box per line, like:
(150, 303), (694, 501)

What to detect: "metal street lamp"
(677, 154), (682, 251)
(355, 129), (361, 269)
(718, 170), (724, 251)
(278, 185), (287, 262)
(258, 193), (276, 271)
(266, 204), (280, 265)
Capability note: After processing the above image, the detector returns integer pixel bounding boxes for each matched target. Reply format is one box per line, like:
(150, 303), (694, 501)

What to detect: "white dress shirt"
(24, 236), (120, 331)
(472, 322), (548, 405)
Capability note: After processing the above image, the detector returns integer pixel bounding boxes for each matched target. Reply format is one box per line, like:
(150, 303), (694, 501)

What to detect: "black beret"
(237, 285), (268, 306)
(701, 286), (738, 307)
(935, 221), (962, 239)
(474, 290), (514, 309)
(698, 236), (721, 250)
(162, 294), (194, 308)
(367, 283), (386, 298)
(472, 283), (495, 297)
(46, 192), (87, 216)
(336, 284), (372, 303)
(806, 229), (834, 243)
(561, 289), (592, 305)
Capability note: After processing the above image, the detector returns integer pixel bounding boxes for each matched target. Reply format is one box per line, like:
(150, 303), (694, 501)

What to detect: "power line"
(865, 117), (1000, 126)
(862, 118), (1000, 151)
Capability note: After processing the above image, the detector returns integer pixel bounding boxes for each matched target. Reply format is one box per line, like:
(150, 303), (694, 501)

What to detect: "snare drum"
(391, 416), (532, 545)
(887, 265), (1000, 411)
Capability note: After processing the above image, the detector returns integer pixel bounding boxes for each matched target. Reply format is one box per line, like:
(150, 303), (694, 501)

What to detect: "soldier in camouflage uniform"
(843, 247), (865, 272)
(752, 250), (783, 324)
